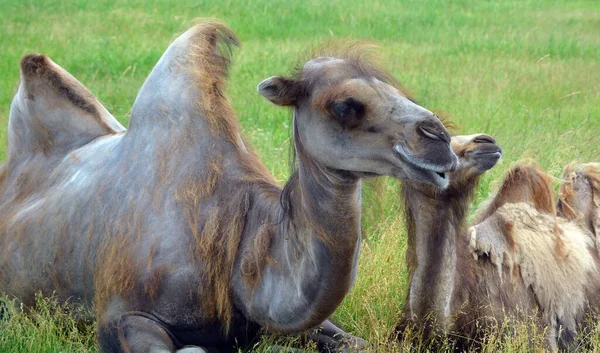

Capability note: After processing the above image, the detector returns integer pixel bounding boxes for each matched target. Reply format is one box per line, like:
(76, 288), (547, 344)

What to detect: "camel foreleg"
(98, 313), (177, 353)
(305, 320), (367, 353)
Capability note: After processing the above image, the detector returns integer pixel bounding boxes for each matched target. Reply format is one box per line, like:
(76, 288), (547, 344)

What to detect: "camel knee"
(304, 321), (367, 353)
(176, 347), (209, 353)
(98, 314), (175, 353)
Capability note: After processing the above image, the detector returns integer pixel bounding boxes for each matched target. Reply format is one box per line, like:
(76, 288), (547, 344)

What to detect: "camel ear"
(257, 76), (304, 106)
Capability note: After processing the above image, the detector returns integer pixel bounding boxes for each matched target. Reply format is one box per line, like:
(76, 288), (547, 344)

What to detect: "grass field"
(1, 0), (599, 352)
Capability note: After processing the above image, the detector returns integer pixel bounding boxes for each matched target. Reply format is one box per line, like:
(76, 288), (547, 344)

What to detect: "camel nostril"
(419, 125), (450, 144)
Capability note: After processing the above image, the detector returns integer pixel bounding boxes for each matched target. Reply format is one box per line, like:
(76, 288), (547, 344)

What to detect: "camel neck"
(232, 144), (362, 333)
(294, 157), (362, 248)
(402, 183), (471, 328)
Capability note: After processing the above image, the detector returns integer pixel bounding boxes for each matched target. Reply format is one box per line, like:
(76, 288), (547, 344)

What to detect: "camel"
(397, 134), (600, 350)
(467, 163), (600, 350)
(396, 133), (505, 346)
(557, 162), (600, 240)
(0, 22), (459, 353)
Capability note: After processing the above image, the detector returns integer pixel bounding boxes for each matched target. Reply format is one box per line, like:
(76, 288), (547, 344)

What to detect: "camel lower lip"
(405, 161), (449, 188)
(392, 145), (452, 187)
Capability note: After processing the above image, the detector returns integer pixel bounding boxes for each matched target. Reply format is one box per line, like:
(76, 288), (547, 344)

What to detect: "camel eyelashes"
(327, 97), (365, 127)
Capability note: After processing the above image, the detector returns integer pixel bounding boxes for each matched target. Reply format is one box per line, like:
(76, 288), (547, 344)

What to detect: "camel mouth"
(393, 143), (454, 188)
(469, 145), (502, 171)
(407, 164), (450, 188)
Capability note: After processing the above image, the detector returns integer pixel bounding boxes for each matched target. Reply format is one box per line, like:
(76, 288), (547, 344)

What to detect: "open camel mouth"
(393, 143), (455, 188)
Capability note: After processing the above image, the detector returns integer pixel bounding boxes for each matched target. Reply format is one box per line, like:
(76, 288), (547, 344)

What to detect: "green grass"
(0, 0), (599, 352)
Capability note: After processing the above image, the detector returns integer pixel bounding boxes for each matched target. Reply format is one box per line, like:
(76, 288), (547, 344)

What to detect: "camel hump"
(474, 164), (556, 223)
(8, 54), (125, 160)
(128, 21), (240, 135)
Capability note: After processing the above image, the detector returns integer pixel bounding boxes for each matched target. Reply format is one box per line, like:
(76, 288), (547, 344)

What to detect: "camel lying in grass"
(469, 163), (600, 349)
(397, 136), (600, 350)
(395, 133), (506, 347)
(0, 22), (459, 353)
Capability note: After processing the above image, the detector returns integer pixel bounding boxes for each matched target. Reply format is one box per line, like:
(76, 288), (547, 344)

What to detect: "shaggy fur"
(470, 202), (598, 349)
(468, 164), (600, 349)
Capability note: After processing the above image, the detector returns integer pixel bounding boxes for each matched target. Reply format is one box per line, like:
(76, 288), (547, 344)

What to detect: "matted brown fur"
(173, 23), (276, 330)
(89, 22), (278, 332)
(180, 21), (241, 146)
(240, 224), (275, 290)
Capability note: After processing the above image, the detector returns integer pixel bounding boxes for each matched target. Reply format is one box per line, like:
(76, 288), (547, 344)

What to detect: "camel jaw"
(393, 144), (452, 188)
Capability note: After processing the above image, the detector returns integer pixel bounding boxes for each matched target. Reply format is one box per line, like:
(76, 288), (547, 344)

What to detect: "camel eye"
(332, 101), (351, 117)
(328, 98), (365, 128)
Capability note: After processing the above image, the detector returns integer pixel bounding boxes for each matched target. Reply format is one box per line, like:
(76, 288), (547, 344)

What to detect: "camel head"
(402, 133), (501, 197)
(558, 162), (600, 236)
(257, 52), (458, 188)
(450, 133), (502, 184)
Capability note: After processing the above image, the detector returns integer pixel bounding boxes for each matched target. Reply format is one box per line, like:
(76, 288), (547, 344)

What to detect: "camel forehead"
(566, 162), (600, 176)
(302, 56), (348, 74)
(451, 134), (482, 144)
(303, 56), (340, 71)
(564, 163), (600, 190)
(450, 134), (483, 151)
(303, 57), (384, 86)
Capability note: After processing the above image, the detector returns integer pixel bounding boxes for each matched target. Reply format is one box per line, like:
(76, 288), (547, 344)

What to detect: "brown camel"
(0, 22), (458, 353)
(398, 140), (600, 351)
(396, 133), (505, 346)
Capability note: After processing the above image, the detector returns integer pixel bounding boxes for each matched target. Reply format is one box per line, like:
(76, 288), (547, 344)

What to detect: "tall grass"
(0, 0), (599, 351)
(0, 295), (97, 353)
